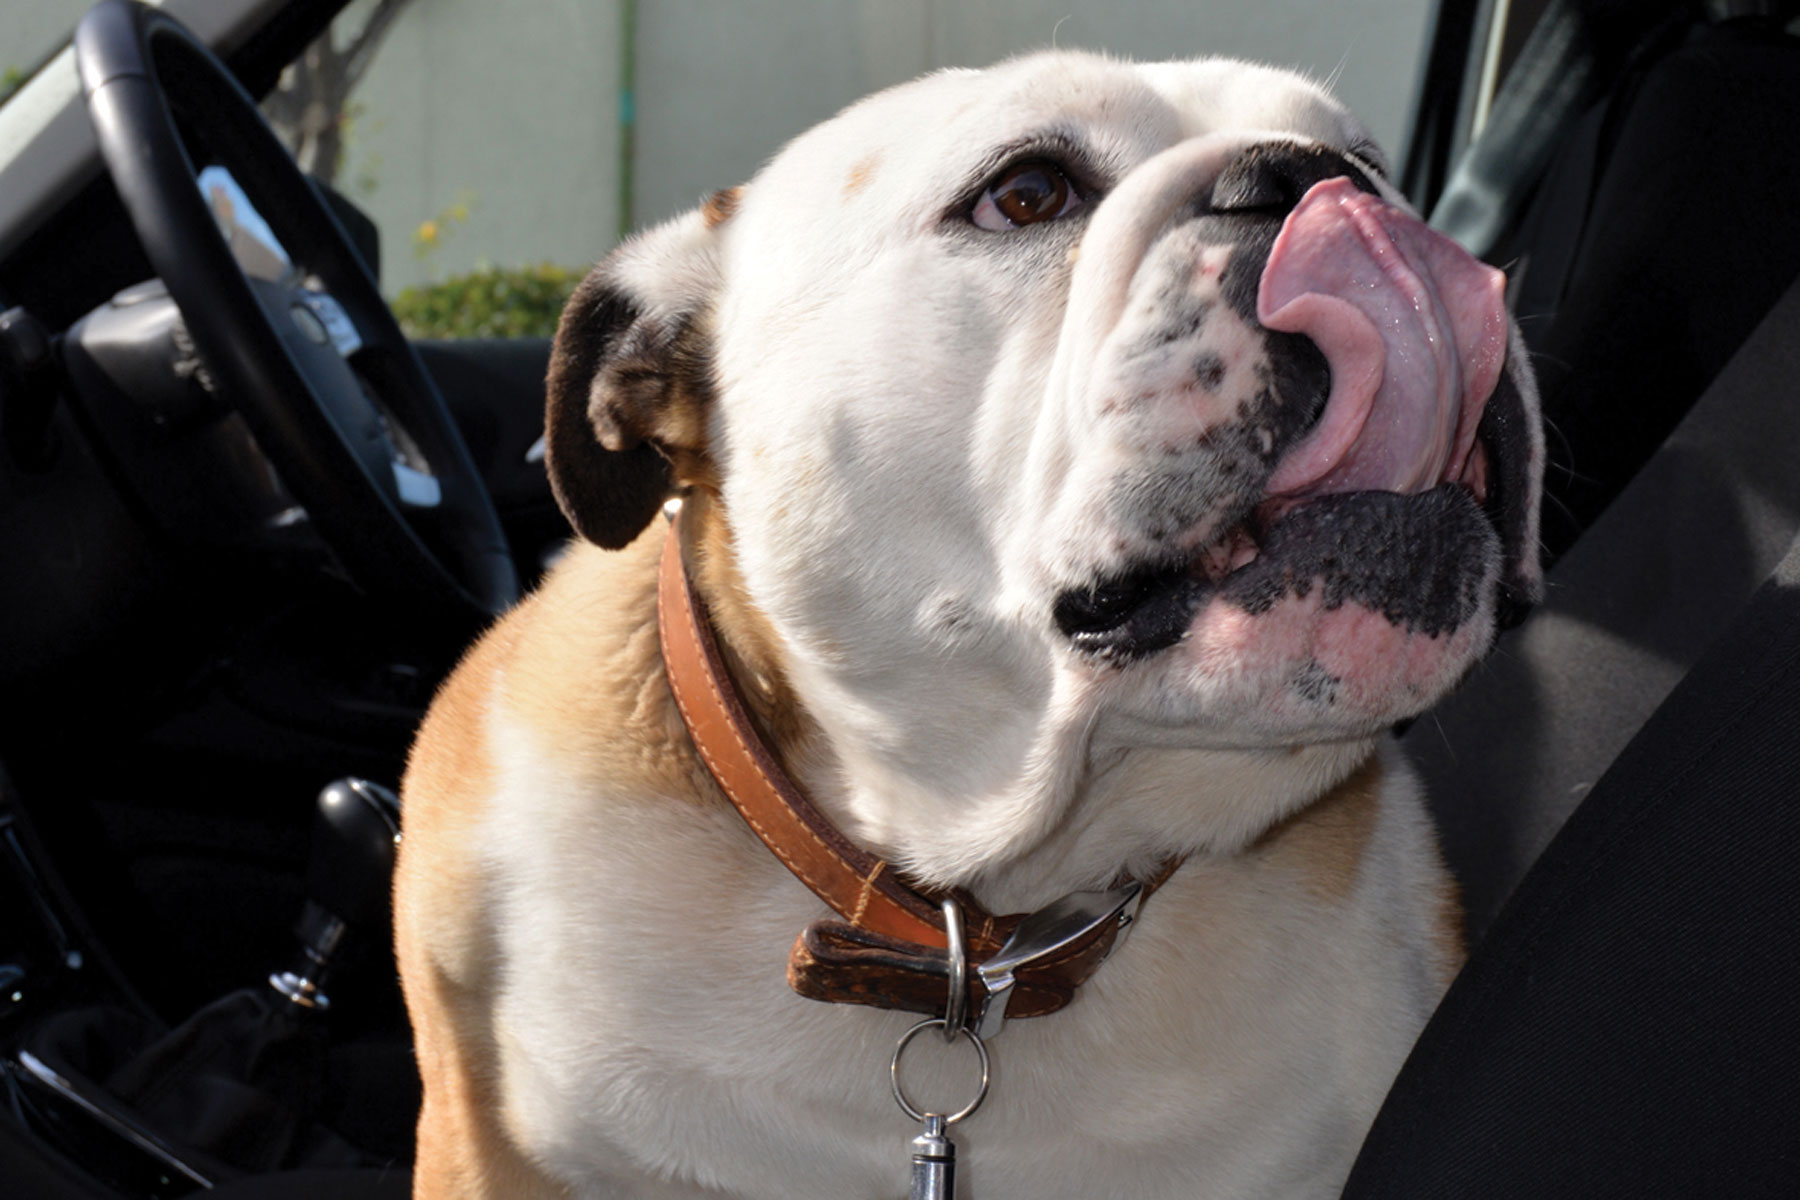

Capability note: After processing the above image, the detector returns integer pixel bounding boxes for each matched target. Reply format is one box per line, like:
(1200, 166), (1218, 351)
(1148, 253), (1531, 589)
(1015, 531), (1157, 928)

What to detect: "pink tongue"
(1257, 177), (1508, 497)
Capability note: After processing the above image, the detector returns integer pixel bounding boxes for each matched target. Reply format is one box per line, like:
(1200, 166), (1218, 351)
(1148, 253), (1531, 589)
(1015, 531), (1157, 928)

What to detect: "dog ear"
(545, 205), (726, 549)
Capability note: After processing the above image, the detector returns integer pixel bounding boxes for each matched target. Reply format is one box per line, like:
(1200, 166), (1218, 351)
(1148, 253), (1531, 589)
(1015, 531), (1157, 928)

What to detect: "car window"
(282, 0), (1432, 339)
(0, 0), (93, 102)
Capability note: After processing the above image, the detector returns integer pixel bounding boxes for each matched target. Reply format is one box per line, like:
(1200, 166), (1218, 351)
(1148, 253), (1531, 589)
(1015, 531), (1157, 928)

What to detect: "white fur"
(484, 709), (1448, 1199)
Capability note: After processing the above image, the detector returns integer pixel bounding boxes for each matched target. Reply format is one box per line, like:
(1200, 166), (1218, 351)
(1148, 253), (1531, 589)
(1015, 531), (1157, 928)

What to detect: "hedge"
(391, 262), (581, 340)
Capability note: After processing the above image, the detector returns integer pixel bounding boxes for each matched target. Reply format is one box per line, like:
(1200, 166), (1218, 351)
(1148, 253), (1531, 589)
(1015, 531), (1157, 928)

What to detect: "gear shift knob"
(308, 777), (401, 930)
(270, 778), (401, 1011)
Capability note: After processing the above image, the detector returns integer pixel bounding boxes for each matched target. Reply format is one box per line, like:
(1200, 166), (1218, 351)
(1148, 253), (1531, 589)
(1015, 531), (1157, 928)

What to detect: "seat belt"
(1401, 263), (1800, 941)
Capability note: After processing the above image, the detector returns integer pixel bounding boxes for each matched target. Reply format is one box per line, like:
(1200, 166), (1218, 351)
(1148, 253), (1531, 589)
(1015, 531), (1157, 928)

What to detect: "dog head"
(546, 53), (1543, 891)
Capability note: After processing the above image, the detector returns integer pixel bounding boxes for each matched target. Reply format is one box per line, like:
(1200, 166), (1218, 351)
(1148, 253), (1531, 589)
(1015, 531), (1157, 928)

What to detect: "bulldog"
(395, 50), (1542, 1200)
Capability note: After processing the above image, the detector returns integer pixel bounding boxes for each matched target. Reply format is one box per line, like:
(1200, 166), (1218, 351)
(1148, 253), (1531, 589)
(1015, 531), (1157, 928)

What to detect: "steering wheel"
(74, 0), (520, 623)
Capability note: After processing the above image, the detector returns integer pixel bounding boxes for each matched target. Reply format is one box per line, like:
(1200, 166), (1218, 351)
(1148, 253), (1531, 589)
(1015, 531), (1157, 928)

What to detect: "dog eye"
(971, 161), (1084, 230)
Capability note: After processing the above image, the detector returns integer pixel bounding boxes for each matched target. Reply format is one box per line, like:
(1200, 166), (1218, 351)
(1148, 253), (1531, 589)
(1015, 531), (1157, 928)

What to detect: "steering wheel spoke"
(294, 290), (364, 358)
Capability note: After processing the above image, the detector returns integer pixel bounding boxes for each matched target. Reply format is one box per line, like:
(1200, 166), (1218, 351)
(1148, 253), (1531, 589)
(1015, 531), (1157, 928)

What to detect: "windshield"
(0, 0), (294, 262)
(0, 0), (280, 165)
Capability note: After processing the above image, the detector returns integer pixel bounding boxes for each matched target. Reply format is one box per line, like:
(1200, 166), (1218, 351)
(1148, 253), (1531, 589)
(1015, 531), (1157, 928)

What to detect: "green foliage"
(1, 66), (25, 105)
(390, 263), (582, 340)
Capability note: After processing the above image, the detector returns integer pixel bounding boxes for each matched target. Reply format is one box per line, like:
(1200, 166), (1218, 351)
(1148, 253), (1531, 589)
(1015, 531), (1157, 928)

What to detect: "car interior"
(1, 0), (1796, 1196)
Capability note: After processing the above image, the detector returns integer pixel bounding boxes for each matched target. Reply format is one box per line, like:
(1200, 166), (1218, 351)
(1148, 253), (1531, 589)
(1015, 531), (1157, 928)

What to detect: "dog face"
(547, 52), (1542, 885)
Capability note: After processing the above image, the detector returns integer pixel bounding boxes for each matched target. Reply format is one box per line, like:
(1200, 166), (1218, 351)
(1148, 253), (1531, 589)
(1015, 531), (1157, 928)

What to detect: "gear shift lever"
(15, 778), (402, 1178)
(269, 778), (400, 1011)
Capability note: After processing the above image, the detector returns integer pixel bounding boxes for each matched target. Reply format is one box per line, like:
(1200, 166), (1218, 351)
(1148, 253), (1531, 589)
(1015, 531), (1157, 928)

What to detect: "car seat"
(1341, 5), (1800, 1194)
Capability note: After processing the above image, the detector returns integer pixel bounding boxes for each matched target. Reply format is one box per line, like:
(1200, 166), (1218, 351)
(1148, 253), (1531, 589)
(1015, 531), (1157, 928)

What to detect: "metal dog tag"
(908, 1114), (955, 1200)
(891, 1017), (989, 1200)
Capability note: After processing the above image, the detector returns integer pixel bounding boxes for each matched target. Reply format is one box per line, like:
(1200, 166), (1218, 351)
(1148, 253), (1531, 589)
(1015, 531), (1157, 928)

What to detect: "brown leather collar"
(657, 513), (1176, 1026)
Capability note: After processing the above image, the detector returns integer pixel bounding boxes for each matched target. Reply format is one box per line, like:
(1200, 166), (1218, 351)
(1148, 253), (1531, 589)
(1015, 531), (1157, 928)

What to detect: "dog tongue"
(1257, 177), (1507, 497)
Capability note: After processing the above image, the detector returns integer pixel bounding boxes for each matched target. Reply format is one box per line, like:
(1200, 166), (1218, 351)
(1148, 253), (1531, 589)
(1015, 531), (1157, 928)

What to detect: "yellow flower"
(416, 219), (440, 245)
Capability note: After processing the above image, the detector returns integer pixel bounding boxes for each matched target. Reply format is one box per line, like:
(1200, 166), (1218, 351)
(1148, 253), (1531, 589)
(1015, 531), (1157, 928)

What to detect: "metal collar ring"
(890, 1017), (991, 1125)
(940, 898), (968, 1040)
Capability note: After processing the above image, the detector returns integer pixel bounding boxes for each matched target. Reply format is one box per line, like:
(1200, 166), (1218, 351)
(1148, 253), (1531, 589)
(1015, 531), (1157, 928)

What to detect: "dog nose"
(1209, 142), (1376, 217)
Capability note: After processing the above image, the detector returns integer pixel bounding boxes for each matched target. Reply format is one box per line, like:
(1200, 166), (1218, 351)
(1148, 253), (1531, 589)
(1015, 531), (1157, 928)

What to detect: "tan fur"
(1256, 754), (1383, 905)
(1254, 757), (1464, 984)
(398, 527), (714, 1196)
(397, 617), (569, 1198)
(701, 186), (741, 229)
(1429, 856), (1468, 975)
(399, 512), (823, 1195)
(683, 490), (814, 757)
(843, 154), (880, 197)
(503, 529), (710, 798)
(589, 320), (719, 476)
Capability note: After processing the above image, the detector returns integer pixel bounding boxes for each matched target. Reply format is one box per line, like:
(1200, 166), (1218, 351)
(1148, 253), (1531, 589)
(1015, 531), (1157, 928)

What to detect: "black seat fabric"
(1403, 266), (1800, 942)
(204, 1167), (412, 1199)
(1342, 537), (1800, 1198)
(1506, 17), (1800, 559)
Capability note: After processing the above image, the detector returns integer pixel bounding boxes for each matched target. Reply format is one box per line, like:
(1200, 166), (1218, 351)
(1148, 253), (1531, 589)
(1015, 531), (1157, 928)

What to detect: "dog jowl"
(1038, 137), (1542, 738)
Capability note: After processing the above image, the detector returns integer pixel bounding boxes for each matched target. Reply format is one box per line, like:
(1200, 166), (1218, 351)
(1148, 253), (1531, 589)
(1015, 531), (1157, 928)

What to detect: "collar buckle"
(973, 882), (1144, 1038)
